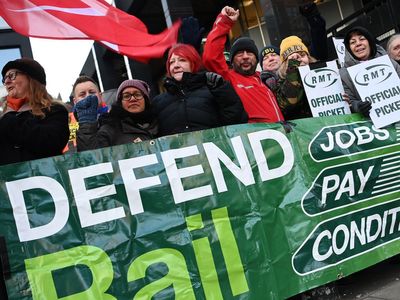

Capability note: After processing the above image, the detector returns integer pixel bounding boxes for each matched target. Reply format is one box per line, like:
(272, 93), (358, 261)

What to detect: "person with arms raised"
(203, 6), (283, 123)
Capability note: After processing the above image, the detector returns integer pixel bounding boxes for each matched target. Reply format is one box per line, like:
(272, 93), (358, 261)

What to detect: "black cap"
(2, 58), (46, 85)
(229, 37), (259, 63)
(259, 45), (280, 67)
(344, 26), (377, 60)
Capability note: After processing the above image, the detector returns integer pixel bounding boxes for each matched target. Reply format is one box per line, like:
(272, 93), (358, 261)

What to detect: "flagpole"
(111, 0), (133, 80)
(91, 45), (104, 92)
(123, 55), (133, 80)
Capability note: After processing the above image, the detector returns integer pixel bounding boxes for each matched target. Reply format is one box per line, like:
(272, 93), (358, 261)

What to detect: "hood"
(344, 26), (377, 61)
(344, 44), (387, 67)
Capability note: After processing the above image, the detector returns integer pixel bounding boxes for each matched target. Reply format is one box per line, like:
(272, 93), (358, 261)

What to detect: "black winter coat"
(77, 104), (158, 151)
(152, 72), (247, 136)
(0, 103), (69, 166)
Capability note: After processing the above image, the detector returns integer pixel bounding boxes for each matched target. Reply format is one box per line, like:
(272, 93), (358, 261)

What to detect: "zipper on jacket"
(180, 88), (190, 130)
(254, 76), (283, 122)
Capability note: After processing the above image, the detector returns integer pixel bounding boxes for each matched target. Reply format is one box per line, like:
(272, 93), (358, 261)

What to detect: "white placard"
(332, 37), (345, 67)
(298, 60), (351, 117)
(346, 55), (400, 128)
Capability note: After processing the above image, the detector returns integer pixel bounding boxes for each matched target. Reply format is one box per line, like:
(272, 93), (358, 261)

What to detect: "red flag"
(0, 0), (180, 60)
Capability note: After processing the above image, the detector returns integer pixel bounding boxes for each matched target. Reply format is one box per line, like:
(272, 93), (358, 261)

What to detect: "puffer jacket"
(77, 104), (158, 151)
(152, 72), (247, 136)
(0, 102), (69, 166)
(339, 45), (400, 112)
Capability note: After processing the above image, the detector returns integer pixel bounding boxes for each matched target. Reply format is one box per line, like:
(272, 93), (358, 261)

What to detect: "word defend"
(5, 129), (294, 242)
(347, 55), (400, 128)
(299, 60), (351, 117)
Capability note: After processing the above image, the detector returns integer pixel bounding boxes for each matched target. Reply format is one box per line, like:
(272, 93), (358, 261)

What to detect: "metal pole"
(111, 0), (133, 79)
(91, 45), (104, 92)
(124, 55), (133, 80)
(336, 0), (344, 20)
(161, 0), (173, 27)
(253, 1), (266, 46)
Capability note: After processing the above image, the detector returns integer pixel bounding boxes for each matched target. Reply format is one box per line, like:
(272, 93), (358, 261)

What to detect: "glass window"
(239, 0), (264, 30)
(0, 48), (22, 74)
(0, 17), (10, 30)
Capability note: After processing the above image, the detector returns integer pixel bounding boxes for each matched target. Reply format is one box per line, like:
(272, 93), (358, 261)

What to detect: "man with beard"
(203, 6), (283, 123)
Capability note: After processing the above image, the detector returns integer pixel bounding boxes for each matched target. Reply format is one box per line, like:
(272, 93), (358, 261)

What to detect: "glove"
(74, 94), (99, 123)
(180, 17), (205, 51)
(260, 71), (278, 91)
(358, 100), (372, 117)
(205, 72), (224, 89)
(287, 59), (301, 72)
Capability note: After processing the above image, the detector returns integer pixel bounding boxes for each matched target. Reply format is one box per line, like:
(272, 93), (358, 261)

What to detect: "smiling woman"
(152, 43), (247, 137)
(0, 58), (70, 166)
(339, 26), (400, 116)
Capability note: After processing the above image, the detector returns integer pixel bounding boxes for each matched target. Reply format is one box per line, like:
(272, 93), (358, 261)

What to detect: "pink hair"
(166, 43), (203, 77)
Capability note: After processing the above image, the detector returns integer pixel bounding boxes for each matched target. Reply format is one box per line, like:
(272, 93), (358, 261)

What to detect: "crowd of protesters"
(2, 3), (400, 300)
(1, 3), (400, 166)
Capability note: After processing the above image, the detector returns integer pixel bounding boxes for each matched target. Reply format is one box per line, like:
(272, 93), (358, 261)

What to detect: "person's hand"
(260, 71), (278, 91)
(342, 93), (351, 106)
(181, 16), (204, 51)
(221, 6), (239, 22)
(74, 94), (99, 123)
(287, 59), (301, 72)
(205, 72), (224, 89)
(358, 100), (372, 117)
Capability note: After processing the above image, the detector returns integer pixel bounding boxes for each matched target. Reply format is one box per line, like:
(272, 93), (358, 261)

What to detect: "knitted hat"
(280, 36), (309, 62)
(259, 45), (280, 67)
(2, 58), (46, 85)
(229, 37), (259, 63)
(344, 26), (377, 60)
(116, 79), (150, 105)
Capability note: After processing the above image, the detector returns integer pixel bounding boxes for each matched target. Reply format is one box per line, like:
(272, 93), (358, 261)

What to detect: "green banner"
(1, 114), (400, 299)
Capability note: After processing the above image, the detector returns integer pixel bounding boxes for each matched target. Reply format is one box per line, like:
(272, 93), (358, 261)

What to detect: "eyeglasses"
(121, 92), (144, 101)
(2, 71), (23, 84)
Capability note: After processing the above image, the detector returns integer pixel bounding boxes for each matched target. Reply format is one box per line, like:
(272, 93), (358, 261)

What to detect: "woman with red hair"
(152, 43), (247, 136)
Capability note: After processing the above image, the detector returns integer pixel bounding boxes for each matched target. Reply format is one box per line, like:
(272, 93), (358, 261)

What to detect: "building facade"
(0, 18), (33, 98)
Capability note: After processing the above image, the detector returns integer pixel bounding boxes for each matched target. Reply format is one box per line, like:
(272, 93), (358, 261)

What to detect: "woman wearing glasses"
(152, 43), (247, 136)
(76, 79), (157, 150)
(0, 58), (69, 166)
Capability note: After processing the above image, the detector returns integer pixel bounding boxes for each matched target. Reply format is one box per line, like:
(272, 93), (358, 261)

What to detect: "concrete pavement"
(290, 257), (400, 299)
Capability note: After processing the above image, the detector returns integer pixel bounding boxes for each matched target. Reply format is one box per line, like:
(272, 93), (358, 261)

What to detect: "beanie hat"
(116, 79), (151, 106)
(259, 45), (280, 67)
(2, 58), (46, 85)
(344, 26), (377, 60)
(280, 36), (309, 62)
(229, 37), (259, 63)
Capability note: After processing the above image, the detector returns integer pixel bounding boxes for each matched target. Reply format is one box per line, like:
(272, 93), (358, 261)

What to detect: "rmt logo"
(304, 68), (338, 88)
(355, 64), (393, 86)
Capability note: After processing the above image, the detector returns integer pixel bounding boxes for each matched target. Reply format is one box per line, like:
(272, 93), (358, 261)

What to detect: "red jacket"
(203, 14), (284, 123)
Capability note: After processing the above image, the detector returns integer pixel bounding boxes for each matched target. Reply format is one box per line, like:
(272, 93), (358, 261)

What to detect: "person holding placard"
(274, 36), (317, 120)
(340, 26), (400, 117)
